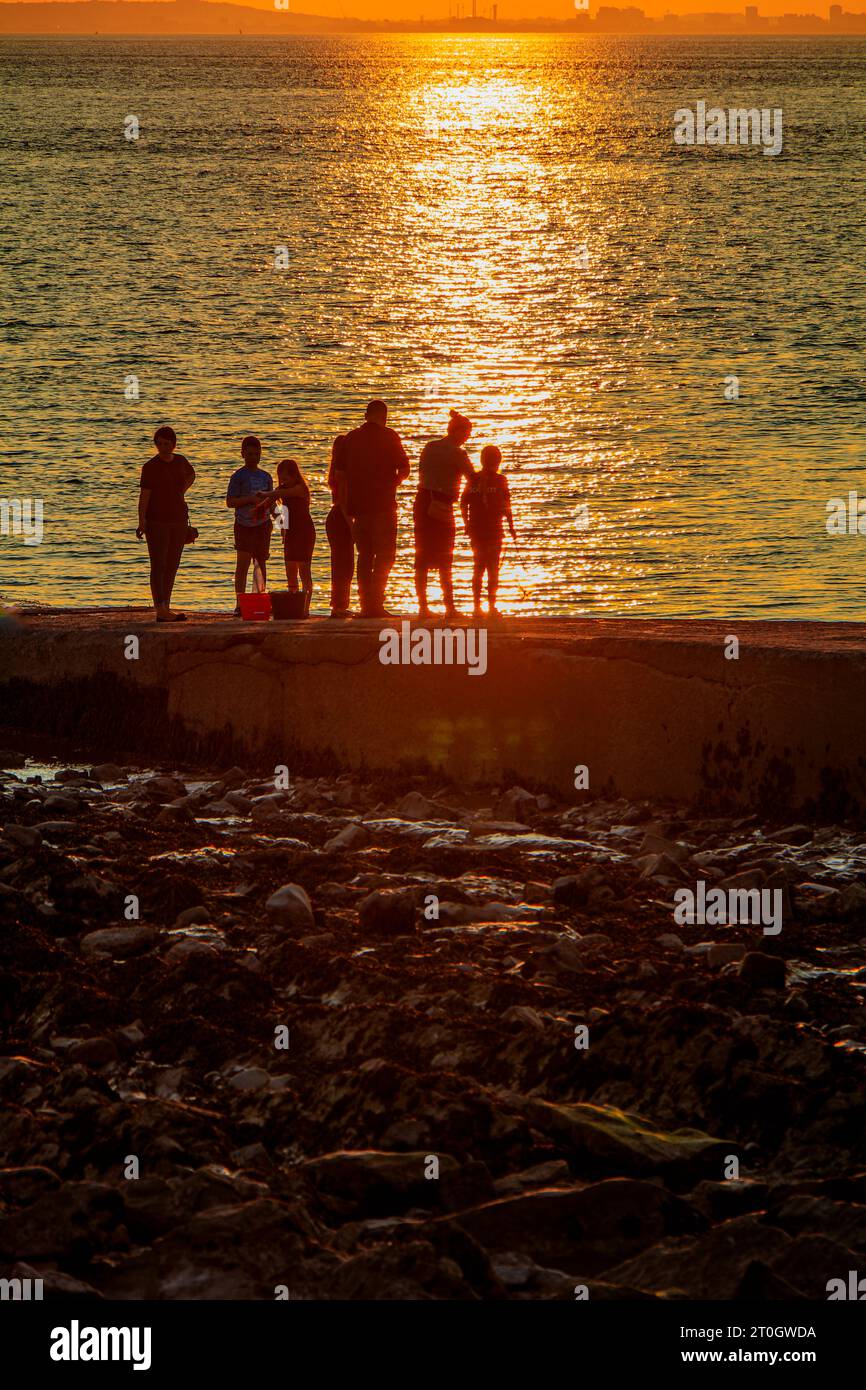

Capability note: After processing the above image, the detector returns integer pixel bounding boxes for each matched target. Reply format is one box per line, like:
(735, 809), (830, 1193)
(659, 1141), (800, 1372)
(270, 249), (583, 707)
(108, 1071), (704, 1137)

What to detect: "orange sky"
(0, 0), (849, 20)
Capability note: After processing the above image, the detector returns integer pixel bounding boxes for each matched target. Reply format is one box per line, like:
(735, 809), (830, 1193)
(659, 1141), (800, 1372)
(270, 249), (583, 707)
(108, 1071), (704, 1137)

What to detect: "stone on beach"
(358, 887), (418, 935)
(324, 822), (370, 853)
(519, 1099), (734, 1182)
(80, 926), (158, 958)
(265, 882), (315, 930)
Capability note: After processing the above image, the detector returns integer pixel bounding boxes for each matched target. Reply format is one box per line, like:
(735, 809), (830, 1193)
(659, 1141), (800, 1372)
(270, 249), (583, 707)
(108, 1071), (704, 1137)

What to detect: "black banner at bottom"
(2, 1298), (858, 1378)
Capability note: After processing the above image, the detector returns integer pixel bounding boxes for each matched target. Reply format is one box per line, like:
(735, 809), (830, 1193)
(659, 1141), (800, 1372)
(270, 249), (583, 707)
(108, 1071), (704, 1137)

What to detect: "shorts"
(234, 521), (272, 563)
(470, 531), (503, 566)
(413, 488), (455, 569)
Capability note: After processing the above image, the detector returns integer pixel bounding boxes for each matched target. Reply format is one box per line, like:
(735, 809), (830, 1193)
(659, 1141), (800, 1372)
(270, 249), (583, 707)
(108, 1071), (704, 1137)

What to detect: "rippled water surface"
(1, 35), (865, 615)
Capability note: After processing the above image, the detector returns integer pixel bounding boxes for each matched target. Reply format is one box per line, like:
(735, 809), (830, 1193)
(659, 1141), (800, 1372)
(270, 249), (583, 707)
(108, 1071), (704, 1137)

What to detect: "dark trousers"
(351, 509), (397, 616)
(145, 521), (186, 608)
(326, 505), (354, 611)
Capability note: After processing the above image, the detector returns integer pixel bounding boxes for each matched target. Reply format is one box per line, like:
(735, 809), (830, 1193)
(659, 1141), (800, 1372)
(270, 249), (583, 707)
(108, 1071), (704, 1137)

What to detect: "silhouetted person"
(136, 425), (195, 622)
(256, 458), (316, 617)
(460, 445), (515, 618)
(331, 400), (410, 618)
(415, 409), (474, 619)
(325, 434), (354, 617)
(226, 436), (273, 615)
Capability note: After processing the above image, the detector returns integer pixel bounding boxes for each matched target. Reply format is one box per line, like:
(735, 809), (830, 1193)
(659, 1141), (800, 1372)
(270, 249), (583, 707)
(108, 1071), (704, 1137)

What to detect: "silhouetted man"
(332, 400), (410, 618)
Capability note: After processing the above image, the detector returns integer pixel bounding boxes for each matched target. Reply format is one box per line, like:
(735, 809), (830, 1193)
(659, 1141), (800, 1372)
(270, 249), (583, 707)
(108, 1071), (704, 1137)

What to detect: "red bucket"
(238, 591), (272, 622)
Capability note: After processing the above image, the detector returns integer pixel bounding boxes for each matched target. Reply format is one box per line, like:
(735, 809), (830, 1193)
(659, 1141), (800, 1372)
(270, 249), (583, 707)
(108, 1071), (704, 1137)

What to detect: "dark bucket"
(270, 590), (307, 620)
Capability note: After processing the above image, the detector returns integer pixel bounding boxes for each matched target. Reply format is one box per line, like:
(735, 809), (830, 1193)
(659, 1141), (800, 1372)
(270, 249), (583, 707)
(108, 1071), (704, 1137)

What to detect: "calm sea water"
(1, 34), (865, 616)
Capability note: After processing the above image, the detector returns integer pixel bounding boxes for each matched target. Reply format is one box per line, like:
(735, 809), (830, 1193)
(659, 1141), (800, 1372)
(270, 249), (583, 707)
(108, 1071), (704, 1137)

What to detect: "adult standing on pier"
(136, 425), (195, 623)
(331, 401), (410, 619)
(414, 409), (474, 619)
(325, 433), (354, 617)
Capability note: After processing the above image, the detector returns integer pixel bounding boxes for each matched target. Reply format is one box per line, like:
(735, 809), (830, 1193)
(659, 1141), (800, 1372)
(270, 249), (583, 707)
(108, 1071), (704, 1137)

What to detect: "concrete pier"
(2, 609), (865, 815)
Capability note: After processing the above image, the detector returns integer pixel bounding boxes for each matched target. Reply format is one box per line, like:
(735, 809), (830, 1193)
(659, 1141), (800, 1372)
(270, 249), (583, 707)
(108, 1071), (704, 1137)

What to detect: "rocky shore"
(3, 744), (866, 1300)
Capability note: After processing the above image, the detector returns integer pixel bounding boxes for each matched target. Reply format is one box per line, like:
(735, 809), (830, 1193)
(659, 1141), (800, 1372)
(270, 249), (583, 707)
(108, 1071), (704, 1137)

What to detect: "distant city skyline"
(3, 0), (866, 29)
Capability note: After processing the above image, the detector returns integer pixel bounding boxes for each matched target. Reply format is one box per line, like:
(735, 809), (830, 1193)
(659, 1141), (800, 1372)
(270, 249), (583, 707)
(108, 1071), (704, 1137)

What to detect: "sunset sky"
(0, 0), (849, 22)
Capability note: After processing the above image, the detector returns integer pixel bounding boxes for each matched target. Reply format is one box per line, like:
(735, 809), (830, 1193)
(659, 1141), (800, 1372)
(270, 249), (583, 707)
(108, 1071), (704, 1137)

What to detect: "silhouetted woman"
(136, 425), (195, 622)
(261, 459), (316, 617)
(414, 410), (474, 619)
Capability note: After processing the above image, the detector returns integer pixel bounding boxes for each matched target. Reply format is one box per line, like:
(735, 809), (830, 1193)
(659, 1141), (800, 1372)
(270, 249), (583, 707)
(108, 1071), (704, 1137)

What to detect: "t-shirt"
(139, 454), (195, 524)
(418, 437), (473, 502)
(331, 422), (409, 517)
(463, 473), (511, 535)
(226, 466), (273, 526)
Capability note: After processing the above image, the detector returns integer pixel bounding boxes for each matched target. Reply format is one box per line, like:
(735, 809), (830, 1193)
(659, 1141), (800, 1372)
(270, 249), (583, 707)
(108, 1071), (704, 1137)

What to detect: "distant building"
(745, 5), (758, 16)
(829, 3), (842, 14)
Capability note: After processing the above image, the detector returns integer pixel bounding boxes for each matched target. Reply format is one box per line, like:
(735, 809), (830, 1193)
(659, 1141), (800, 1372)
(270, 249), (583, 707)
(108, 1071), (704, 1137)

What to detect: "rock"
(766, 825), (813, 846)
(155, 803), (195, 825)
(733, 1261), (805, 1300)
(707, 942), (747, 968)
(520, 1098), (735, 1183)
(265, 883), (315, 931)
(358, 887), (418, 935)
(42, 794), (79, 815)
(301, 1149), (484, 1216)
(468, 820), (531, 838)
(220, 766), (248, 789)
(89, 763), (124, 782)
(768, 1194), (866, 1253)
(603, 1214), (791, 1298)
(739, 952), (786, 989)
(839, 883), (866, 923)
(143, 774), (187, 801)
(552, 866), (612, 908)
(690, 1179), (770, 1224)
(2, 823), (42, 851)
(0, 751), (27, 768)
(4, 1262), (104, 1300)
(0, 1182), (125, 1261)
(493, 1160), (570, 1196)
(634, 853), (688, 882)
(638, 832), (690, 864)
(80, 927), (158, 959)
(164, 937), (225, 962)
(452, 1178), (701, 1275)
(67, 1037), (119, 1068)
(324, 822), (370, 853)
(494, 786), (538, 821)
(0, 1166), (62, 1205)
(95, 1199), (319, 1300)
(174, 905), (211, 928)
(718, 868), (766, 893)
(228, 1068), (270, 1092)
(795, 882), (841, 921)
(251, 795), (284, 822)
(656, 933), (684, 951)
(395, 791), (457, 822)
(33, 820), (76, 841)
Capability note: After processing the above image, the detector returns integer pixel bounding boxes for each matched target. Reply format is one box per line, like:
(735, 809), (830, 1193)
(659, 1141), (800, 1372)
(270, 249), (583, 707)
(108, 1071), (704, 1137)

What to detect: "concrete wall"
(2, 613), (865, 815)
